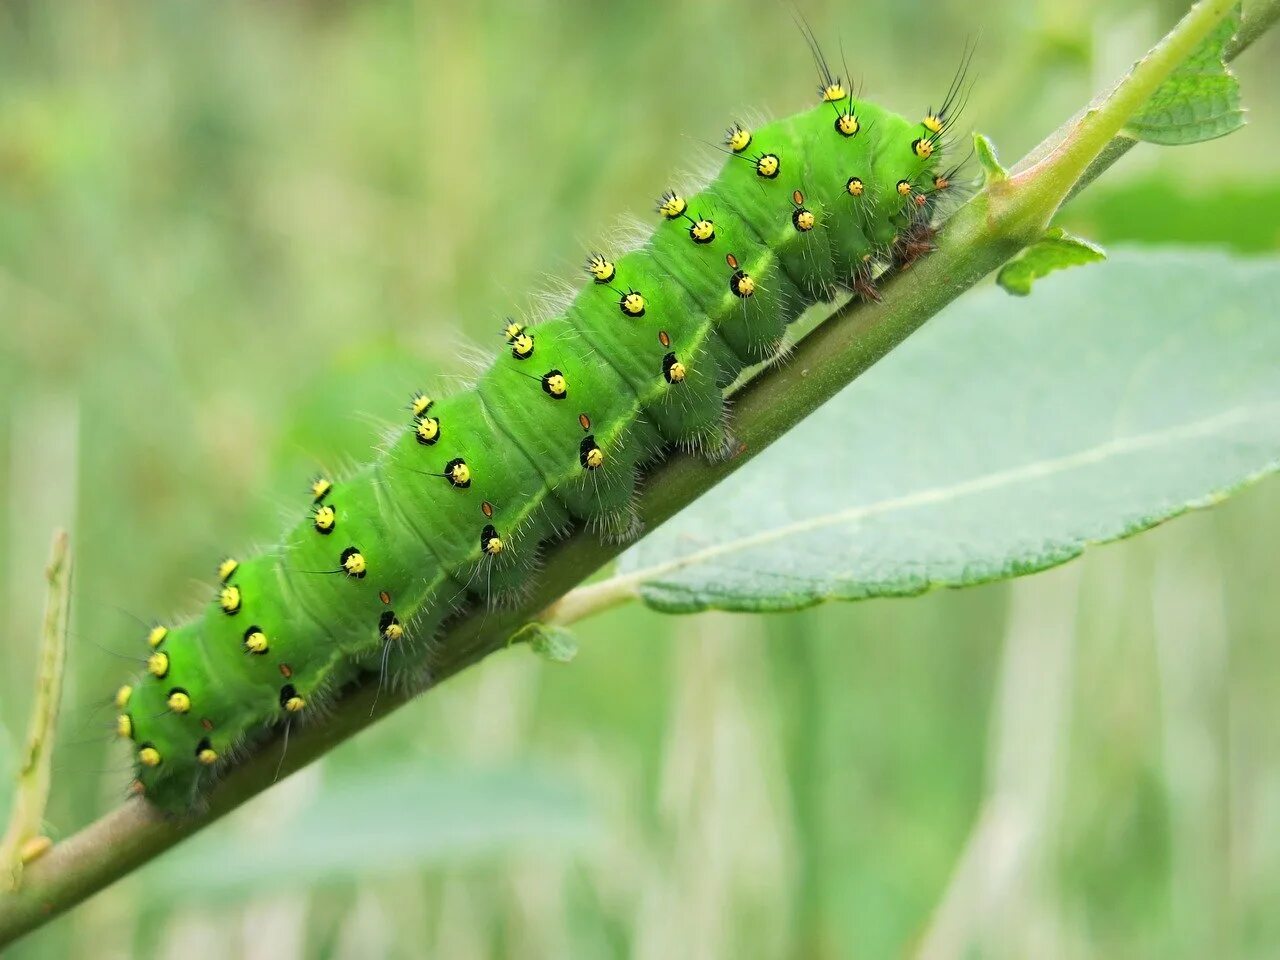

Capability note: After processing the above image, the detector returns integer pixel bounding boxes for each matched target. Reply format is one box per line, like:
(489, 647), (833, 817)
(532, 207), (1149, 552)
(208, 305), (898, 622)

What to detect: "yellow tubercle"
(620, 292), (646, 317)
(342, 550), (367, 577)
(657, 191), (687, 219)
(415, 417), (440, 444)
(147, 651), (169, 679)
(244, 628), (269, 654)
(821, 81), (847, 102)
(219, 584), (242, 614)
(167, 690), (191, 714)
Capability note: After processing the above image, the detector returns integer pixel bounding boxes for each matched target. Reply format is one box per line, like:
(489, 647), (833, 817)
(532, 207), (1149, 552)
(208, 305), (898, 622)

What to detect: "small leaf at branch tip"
(997, 228), (1106, 296)
(974, 133), (1008, 183)
(509, 622), (579, 664)
(1127, 2), (1245, 145)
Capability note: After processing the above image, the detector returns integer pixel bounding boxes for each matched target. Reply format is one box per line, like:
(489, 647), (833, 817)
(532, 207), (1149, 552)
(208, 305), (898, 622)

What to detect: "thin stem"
(1, 531), (72, 891)
(0, 1), (1273, 947)
(1064, 0), (1279, 206)
(995, 0), (1236, 235)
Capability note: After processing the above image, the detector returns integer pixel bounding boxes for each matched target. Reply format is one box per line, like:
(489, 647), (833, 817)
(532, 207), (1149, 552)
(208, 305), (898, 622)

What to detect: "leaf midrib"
(622, 400), (1280, 588)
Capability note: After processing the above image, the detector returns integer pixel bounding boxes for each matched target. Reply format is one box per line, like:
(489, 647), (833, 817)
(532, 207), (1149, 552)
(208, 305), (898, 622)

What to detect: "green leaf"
(1060, 179), (1280, 254)
(973, 133), (1008, 182)
(1126, 4), (1244, 145)
(140, 762), (594, 903)
(618, 249), (1280, 613)
(511, 622), (580, 663)
(997, 228), (1106, 295)
(0, 724), (13, 830)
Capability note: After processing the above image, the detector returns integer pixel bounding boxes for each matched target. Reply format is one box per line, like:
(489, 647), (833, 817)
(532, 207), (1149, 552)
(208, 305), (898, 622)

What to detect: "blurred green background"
(2, 0), (1278, 957)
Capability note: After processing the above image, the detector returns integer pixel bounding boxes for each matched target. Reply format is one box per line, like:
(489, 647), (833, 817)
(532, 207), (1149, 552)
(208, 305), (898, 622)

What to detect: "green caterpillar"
(114, 44), (962, 812)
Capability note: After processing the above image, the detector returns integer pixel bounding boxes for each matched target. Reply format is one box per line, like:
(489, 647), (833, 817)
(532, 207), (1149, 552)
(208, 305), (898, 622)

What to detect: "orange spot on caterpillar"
(578, 413), (591, 431)
(725, 253), (739, 270)
(201, 717), (214, 731)
(379, 590), (391, 604)
(658, 330), (671, 348)
(279, 663), (293, 679)
(481, 501), (494, 518)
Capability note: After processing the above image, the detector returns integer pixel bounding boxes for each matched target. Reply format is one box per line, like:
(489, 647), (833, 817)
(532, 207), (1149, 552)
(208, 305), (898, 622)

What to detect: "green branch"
(0, 0), (1266, 946)
(1, 531), (71, 891)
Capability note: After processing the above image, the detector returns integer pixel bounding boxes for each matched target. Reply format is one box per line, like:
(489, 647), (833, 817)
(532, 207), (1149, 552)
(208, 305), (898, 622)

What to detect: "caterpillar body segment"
(121, 78), (947, 811)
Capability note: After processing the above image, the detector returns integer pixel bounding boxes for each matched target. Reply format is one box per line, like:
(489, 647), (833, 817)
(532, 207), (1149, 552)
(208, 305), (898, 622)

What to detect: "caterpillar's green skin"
(119, 92), (943, 811)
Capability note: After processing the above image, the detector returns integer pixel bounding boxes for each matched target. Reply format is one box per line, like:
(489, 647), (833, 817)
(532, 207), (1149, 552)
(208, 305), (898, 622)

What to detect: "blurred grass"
(1, 0), (1278, 957)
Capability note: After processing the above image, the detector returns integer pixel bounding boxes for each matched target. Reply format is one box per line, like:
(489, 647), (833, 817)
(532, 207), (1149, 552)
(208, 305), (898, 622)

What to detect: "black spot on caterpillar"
(115, 29), (969, 811)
